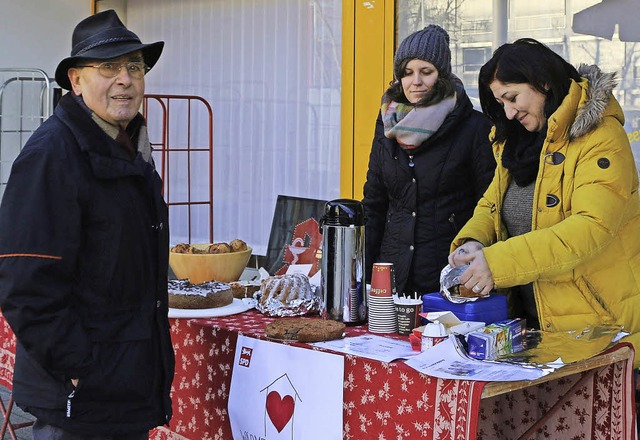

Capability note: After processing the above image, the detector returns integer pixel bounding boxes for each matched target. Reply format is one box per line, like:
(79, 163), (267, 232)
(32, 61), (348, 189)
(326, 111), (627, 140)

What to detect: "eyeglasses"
(76, 62), (149, 79)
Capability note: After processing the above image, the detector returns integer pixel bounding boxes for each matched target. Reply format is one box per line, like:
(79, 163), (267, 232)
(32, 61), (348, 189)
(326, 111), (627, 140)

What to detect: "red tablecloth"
(153, 310), (486, 440)
(151, 310), (636, 440)
(0, 314), (15, 390)
(0, 310), (634, 439)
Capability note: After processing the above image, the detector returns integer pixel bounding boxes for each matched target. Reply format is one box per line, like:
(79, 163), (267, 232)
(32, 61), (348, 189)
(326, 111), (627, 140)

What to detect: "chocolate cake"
(168, 279), (233, 309)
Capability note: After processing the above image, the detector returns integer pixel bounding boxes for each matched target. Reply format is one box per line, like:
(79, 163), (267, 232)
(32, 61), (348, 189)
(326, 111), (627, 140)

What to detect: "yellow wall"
(340, 0), (395, 199)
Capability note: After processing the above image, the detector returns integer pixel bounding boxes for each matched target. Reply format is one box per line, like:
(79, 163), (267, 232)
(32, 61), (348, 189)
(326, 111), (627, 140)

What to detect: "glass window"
(130, 0), (342, 251)
(396, 0), (640, 173)
(510, 2), (564, 18)
(462, 47), (491, 73)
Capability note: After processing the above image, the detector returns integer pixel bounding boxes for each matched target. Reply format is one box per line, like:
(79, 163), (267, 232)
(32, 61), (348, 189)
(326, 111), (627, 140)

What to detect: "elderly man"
(0, 10), (174, 439)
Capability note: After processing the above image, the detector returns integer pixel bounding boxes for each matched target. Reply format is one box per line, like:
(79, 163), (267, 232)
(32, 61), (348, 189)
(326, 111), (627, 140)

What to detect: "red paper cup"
(409, 333), (422, 351)
(370, 263), (396, 298)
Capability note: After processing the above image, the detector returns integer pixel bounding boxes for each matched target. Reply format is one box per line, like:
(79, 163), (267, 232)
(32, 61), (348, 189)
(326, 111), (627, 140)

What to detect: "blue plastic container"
(421, 292), (508, 324)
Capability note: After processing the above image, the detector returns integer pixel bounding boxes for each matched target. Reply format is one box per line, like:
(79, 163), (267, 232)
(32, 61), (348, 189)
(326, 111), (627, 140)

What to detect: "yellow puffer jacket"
(452, 65), (640, 366)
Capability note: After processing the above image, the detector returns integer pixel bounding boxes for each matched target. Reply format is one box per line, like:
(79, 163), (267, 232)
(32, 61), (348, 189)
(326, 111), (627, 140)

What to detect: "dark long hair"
(478, 38), (581, 144)
(386, 59), (456, 107)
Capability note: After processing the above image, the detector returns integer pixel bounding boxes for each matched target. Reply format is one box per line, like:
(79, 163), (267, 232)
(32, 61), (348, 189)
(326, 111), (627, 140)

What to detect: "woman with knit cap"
(363, 24), (495, 296)
(447, 39), (640, 358)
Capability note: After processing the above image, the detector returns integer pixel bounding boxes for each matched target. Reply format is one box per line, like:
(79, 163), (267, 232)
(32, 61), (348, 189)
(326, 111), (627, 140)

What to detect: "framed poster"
(264, 195), (326, 276)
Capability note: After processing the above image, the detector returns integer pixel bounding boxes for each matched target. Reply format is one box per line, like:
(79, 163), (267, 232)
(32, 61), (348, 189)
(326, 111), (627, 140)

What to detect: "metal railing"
(143, 94), (214, 244)
(0, 68), (57, 200)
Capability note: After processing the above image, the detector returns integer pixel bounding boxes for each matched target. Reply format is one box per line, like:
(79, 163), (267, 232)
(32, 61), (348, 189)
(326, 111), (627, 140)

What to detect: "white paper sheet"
(404, 335), (552, 381)
(229, 335), (344, 439)
(310, 334), (419, 363)
(285, 264), (313, 276)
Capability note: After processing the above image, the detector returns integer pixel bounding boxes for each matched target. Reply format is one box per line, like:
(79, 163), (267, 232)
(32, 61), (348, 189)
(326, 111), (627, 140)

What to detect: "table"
(0, 311), (635, 439)
(0, 312), (33, 440)
(152, 310), (485, 440)
(478, 345), (635, 439)
(150, 310), (636, 440)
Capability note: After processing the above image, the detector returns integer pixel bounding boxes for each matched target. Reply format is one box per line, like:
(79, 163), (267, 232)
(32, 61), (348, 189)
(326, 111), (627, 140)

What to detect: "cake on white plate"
(167, 279), (233, 309)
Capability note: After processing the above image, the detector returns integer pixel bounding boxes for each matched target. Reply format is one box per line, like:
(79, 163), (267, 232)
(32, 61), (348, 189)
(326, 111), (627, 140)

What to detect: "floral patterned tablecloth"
(477, 346), (636, 440)
(152, 310), (486, 440)
(0, 313), (15, 390)
(0, 310), (634, 439)
(149, 310), (636, 440)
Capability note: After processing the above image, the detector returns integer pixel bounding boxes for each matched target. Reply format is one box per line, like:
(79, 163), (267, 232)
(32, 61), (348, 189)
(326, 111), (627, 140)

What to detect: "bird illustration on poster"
(278, 217), (322, 276)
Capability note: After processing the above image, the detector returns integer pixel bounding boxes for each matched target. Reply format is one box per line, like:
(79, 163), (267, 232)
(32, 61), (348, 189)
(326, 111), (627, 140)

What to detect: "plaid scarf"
(381, 92), (456, 151)
(72, 93), (153, 163)
(92, 112), (153, 163)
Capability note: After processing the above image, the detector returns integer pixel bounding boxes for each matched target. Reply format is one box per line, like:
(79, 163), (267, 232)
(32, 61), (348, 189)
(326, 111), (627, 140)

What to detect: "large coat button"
(544, 152), (565, 165)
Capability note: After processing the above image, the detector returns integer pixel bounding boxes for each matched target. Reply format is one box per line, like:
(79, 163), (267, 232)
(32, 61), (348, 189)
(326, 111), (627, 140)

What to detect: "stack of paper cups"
(368, 263), (397, 333)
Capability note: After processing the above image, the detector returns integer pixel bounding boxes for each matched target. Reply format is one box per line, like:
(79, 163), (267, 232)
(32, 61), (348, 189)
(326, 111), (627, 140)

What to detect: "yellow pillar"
(340, 0), (395, 199)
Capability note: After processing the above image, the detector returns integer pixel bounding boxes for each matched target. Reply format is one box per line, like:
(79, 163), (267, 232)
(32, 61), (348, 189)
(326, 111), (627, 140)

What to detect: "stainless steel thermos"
(319, 199), (367, 324)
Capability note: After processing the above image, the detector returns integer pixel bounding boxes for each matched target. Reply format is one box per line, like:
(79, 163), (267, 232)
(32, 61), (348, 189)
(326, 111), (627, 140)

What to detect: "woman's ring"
(472, 285), (482, 293)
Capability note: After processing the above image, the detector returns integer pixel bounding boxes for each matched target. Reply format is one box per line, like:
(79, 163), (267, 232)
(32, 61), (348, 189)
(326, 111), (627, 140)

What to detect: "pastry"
(229, 239), (248, 252)
(170, 240), (248, 255)
(450, 284), (480, 298)
(168, 279), (233, 309)
(265, 318), (345, 342)
(440, 264), (486, 299)
(207, 242), (232, 254)
(170, 243), (190, 253)
(259, 273), (314, 306)
(229, 280), (261, 299)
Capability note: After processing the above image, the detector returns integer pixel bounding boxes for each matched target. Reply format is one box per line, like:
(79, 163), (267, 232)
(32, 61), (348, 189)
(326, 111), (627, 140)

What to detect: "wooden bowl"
(169, 245), (252, 284)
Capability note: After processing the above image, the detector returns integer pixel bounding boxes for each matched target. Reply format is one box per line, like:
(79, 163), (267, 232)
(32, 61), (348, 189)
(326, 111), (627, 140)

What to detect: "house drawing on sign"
(260, 373), (302, 439)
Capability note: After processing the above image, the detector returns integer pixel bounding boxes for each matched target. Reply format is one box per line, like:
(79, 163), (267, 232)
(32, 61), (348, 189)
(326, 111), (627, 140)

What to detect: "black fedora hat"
(55, 9), (164, 90)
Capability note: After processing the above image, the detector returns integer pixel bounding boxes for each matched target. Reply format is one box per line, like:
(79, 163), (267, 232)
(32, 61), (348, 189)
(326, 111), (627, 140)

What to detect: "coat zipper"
(448, 213), (457, 231)
(66, 388), (76, 418)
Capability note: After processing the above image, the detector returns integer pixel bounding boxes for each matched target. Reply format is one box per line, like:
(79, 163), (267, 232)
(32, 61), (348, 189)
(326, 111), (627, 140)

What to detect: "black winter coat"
(363, 90), (495, 295)
(0, 93), (174, 435)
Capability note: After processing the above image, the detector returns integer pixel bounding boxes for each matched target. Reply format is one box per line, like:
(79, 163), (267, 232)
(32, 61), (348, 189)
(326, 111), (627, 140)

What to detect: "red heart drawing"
(266, 391), (295, 433)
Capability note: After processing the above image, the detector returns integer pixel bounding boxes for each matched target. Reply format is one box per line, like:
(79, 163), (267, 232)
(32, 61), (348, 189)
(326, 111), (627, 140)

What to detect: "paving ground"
(0, 386), (33, 440)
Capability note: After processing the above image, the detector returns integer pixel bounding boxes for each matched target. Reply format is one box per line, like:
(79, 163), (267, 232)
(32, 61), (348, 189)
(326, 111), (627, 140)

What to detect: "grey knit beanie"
(394, 24), (451, 79)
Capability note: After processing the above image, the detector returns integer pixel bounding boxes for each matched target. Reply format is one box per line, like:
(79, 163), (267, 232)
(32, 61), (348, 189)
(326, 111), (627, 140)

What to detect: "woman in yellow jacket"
(448, 38), (640, 365)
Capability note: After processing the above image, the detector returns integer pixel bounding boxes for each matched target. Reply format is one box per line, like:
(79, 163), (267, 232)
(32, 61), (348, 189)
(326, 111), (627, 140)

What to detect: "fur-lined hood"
(568, 64), (619, 140)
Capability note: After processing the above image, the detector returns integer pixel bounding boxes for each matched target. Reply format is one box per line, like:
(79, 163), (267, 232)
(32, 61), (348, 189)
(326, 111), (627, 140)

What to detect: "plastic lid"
(424, 322), (447, 337)
(320, 198), (365, 227)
